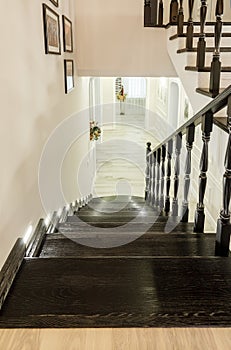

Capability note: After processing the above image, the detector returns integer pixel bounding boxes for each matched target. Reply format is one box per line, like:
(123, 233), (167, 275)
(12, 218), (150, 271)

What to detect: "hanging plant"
(90, 121), (101, 141)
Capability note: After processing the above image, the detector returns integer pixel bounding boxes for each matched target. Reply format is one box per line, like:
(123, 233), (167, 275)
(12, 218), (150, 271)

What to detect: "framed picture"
(62, 15), (73, 52)
(42, 4), (61, 55)
(50, 0), (59, 7)
(64, 59), (74, 94)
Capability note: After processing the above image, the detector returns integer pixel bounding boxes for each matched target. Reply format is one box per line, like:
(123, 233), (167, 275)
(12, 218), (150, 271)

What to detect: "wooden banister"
(145, 85), (231, 256)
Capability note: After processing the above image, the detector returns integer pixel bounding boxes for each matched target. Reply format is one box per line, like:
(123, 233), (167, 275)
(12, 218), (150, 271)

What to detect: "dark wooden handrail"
(151, 84), (231, 153)
(145, 85), (231, 256)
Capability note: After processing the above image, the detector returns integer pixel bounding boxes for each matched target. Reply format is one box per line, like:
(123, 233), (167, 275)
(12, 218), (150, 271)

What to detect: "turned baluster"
(144, 0), (151, 26)
(155, 148), (161, 207)
(181, 124), (195, 223)
(197, 1), (207, 68)
(172, 133), (182, 217)
(215, 96), (231, 256)
(145, 142), (152, 201)
(209, 0), (223, 97)
(165, 139), (173, 215)
(148, 152), (153, 204)
(186, 0), (195, 49)
(150, 0), (158, 26)
(152, 151), (157, 206)
(177, 0), (184, 35)
(194, 111), (213, 232)
(160, 144), (166, 212)
(170, 0), (179, 23)
(158, 0), (164, 26)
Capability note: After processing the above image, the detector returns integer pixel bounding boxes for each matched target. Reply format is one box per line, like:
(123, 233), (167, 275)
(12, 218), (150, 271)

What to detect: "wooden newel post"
(181, 124), (195, 222)
(209, 0), (223, 97)
(194, 111), (213, 232)
(215, 96), (231, 256)
(170, 0), (179, 23)
(177, 0), (184, 35)
(145, 142), (152, 200)
(158, 0), (164, 26)
(197, 1), (207, 69)
(172, 132), (182, 217)
(186, 0), (195, 49)
(165, 139), (173, 214)
(144, 0), (151, 26)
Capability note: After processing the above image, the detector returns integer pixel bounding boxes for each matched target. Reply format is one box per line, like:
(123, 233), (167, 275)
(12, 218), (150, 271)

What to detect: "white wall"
(145, 77), (193, 140)
(0, 1), (92, 269)
(75, 0), (177, 77)
(100, 78), (116, 128)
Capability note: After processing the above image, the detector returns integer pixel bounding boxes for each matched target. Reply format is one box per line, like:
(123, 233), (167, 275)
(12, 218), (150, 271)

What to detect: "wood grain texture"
(0, 328), (231, 350)
(1, 257), (231, 327)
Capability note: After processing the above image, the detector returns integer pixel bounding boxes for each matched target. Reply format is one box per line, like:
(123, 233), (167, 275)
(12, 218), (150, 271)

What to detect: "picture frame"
(49, 0), (59, 7)
(62, 15), (73, 52)
(64, 59), (74, 94)
(42, 4), (61, 55)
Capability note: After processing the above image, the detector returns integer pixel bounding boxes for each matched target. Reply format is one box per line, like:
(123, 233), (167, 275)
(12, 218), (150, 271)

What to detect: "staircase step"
(58, 221), (194, 232)
(170, 32), (231, 40)
(69, 214), (171, 222)
(185, 66), (231, 72)
(196, 87), (226, 98)
(1, 257), (231, 327)
(40, 232), (215, 257)
(177, 47), (231, 53)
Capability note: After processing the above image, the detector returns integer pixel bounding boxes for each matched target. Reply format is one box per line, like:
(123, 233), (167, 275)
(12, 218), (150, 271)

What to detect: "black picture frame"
(64, 59), (74, 94)
(43, 4), (61, 55)
(50, 0), (59, 7)
(62, 15), (73, 52)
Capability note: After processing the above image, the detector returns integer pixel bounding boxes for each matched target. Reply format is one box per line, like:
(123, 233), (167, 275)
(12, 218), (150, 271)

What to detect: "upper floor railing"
(144, 1), (228, 98)
(145, 84), (231, 257)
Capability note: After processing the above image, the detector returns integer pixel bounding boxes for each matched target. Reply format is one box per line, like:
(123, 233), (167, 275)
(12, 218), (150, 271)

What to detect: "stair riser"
(186, 52), (231, 66)
(197, 72), (231, 89)
(176, 37), (231, 50)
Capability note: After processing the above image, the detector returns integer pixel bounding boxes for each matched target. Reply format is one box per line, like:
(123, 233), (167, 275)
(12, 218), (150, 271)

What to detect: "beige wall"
(75, 0), (177, 77)
(0, 1), (91, 269)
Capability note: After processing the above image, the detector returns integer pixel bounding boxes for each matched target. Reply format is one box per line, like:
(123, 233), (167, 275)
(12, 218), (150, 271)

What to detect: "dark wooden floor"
(0, 196), (230, 328)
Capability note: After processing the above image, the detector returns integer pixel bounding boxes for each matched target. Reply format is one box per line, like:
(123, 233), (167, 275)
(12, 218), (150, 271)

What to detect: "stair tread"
(196, 87), (226, 98)
(1, 257), (231, 327)
(40, 232), (215, 257)
(185, 66), (231, 72)
(170, 32), (231, 40)
(177, 47), (231, 53)
(58, 221), (194, 232)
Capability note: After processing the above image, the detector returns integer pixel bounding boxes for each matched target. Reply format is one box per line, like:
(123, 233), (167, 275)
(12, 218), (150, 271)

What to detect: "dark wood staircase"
(0, 195), (231, 328)
(145, 0), (231, 98)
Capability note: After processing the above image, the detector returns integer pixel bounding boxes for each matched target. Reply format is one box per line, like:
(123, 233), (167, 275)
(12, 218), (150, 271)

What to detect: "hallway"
(93, 112), (158, 198)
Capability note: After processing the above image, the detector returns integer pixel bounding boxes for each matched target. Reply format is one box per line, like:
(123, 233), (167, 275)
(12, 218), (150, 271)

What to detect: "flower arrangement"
(116, 85), (127, 102)
(90, 121), (101, 141)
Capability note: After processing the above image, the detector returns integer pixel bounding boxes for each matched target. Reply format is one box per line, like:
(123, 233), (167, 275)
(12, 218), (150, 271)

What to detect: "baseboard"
(0, 238), (26, 310)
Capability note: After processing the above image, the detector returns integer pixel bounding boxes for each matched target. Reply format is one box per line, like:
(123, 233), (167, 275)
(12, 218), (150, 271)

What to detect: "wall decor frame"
(64, 59), (74, 94)
(42, 4), (61, 55)
(62, 15), (73, 52)
(50, 0), (59, 7)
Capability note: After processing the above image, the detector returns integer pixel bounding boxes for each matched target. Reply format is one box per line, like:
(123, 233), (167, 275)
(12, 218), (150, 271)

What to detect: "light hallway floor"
(93, 113), (159, 198)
